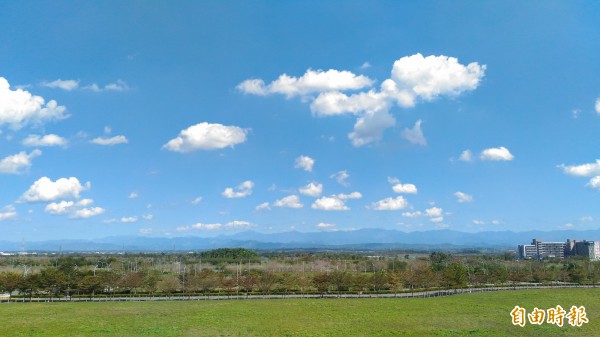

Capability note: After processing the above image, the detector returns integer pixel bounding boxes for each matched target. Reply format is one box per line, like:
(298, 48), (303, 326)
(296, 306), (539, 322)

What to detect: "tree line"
(1, 250), (599, 299)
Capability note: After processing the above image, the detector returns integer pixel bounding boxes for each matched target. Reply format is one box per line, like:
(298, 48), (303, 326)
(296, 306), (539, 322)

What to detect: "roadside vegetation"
(1, 249), (599, 299)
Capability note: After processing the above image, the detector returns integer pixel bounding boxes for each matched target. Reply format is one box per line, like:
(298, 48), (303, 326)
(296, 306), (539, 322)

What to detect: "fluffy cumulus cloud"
(20, 176), (90, 202)
(177, 220), (252, 232)
(596, 98), (600, 114)
(559, 160), (600, 177)
(558, 159), (600, 191)
(222, 180), (254, 198)
(241, 54), (484, 146)
(237, 69), (373, 98)
(22, 134), (67, 147)
(389, 54), (485, 102)
(0, 205), (17, 221)
(163, 122), (248, 152)
(587, 176), (600, 191)
(311, 192), (361, 211)
(273, 195), (303, 208)
(294, 155), (315, 172)
(299, 182), (323, 197)
(425, 207), (444, 222)
(91, 135), (128, 146)
(0, 77), (68, 129)
(389, 177), (417, 194)
(71, 207), (105, 219)
(0, 149), (42, 174)
(401, 120), (427, 146)
(42, 79), (79, 91)
(480, 147), (514, 161)
(454, 191), (473, 203)
(120, 216), (138, 223)
(370, 196), (408, 211)
(311, 196), (349, 211)
(45, 198), (104, 219)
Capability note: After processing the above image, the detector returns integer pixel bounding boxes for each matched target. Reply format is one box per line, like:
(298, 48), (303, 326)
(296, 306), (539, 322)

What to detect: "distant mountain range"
(2, 228), (600, 253)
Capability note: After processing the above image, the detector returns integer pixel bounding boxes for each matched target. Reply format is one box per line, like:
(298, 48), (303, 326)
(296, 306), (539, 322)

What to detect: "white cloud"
(299, 182), (323, 197)
(390, 53), (486, 102)
(45, 198), (102, 219)
(294, 155), (315, 172)
(20, 176), (90, 202)
(139, 228), (153, 235)
(595, 98), (600, 115)
(191, 196), (203, 205)
(120, 216), (138, 223)
(255, 202), (271, 211)
(178, 220), (253, 232)
(360, 62), (371, 69)
(389, 177), (417, 194)
(71, 207), (104, 219)
(142, 214), (154, 220)
(459, 150), (474, 162)
(310, 90), (389, 117)
(559, 160), (600, 177)
(454, 191), (473, 203)
(587, 176), (600, 190)
(401, 120), (427, 146)
(316, 222), (337, 230)
(337, 192), (362, 200)
(370, 196), (408, 211)
(163, 122), (248, 152)
(0, 77), (68, 129)
(273, 195), (303, 208)
(45, 200), (74, 214)
(330, 170), (350, 186)
(430, 216), (444, 223)
(0, 149), (42, 174)
(91, 135), (128, 146)
(22, 134), (67, 147)
(240, 54), (485, 147)
(348, 109), (396, 146)
(104, 80), (129, 92)
(402, 211), (422, 217)
(480, 147), (514, 161)
(237, 69), (374, 98)
(472, 220), (486, 225)
(425, 207), (443, 217)
(222, 180), (254, 198)
(128, 192), (139, 199)
(0, 205), (17, 221)
(83, 80), (129, 92)
(42, 79), (79, 91)
(311, 196), (350, 211)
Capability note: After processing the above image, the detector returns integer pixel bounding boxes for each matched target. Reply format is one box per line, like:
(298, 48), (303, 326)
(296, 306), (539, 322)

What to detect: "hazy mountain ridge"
(2, 229), (600, 252)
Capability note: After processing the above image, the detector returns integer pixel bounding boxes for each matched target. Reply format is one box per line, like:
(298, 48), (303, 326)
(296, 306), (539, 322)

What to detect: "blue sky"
(1, 1), (600, 241)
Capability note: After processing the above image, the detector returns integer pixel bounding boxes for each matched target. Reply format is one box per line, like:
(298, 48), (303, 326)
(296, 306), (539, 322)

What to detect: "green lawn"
(1, 289), (598, 336)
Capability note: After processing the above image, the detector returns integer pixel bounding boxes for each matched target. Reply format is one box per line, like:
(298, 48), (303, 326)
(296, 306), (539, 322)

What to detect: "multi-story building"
(518, 239), (600, 260)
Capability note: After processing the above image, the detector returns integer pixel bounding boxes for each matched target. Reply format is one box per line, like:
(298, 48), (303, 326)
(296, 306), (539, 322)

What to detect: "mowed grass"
(1, 289), (599, 336)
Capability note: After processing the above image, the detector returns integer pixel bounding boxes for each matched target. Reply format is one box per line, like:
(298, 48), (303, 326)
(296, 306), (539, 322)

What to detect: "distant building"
(566, 239), (600, 260)
(518, 239), (600, 260)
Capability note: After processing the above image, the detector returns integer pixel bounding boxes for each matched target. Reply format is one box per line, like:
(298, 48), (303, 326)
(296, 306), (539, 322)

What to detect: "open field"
(1, 289), (598, 336)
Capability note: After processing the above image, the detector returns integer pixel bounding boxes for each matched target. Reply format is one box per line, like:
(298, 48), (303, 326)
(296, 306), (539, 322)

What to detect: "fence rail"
(1, 284), (595, 303)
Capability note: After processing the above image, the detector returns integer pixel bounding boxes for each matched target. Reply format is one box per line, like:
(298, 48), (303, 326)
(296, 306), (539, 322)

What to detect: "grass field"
(1, 289), (598, 336)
